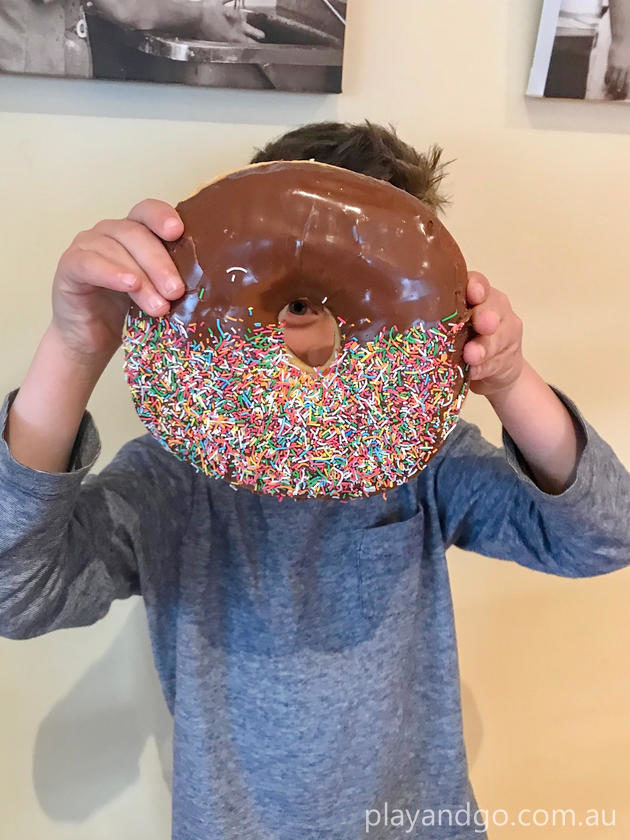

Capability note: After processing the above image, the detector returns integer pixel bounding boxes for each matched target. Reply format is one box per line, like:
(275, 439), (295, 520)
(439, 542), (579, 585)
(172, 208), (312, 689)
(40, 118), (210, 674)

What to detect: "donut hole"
(278, 299), (340, 372)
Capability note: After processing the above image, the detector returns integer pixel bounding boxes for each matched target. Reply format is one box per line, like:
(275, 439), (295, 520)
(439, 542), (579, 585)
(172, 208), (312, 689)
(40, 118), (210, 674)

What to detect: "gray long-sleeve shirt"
(1, 385), (629, 839)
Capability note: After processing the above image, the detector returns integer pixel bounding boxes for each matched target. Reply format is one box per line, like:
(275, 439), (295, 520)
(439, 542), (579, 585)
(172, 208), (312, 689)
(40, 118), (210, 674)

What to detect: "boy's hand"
(462, 271), (524, 397)
(462, 271), (585, 495)
(52, 199), (185, 364)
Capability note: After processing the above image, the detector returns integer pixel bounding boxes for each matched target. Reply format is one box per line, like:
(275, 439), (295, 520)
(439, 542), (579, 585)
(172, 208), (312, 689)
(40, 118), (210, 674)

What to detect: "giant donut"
(122, 161), (473, 500)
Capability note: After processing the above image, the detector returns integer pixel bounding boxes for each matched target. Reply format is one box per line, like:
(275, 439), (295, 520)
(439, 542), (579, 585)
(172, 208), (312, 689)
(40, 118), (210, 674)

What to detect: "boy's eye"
(288, 300), (310, 316)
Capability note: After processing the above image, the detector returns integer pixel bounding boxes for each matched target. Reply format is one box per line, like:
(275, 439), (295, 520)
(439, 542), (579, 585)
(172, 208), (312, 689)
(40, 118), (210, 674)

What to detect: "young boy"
(1, 121), (629, 840)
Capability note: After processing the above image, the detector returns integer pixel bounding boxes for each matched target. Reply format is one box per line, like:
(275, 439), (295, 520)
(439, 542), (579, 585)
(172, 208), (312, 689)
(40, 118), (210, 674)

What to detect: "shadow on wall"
(461, 682), (483, 770)
(33, 602), (173, 821)
(30, 600), (484, 820)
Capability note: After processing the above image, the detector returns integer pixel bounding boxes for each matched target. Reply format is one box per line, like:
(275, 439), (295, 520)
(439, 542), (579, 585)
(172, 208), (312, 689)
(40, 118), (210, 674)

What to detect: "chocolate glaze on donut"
(123, 161), (474, 500)
(164, 161), (470, 349)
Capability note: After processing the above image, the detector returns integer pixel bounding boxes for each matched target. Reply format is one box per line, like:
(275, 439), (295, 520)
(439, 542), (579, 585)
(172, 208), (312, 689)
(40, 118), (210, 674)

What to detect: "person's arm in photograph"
(606, 0), (630, 97)
(90, 0), (264, 43)
(431, 272), (630, 577)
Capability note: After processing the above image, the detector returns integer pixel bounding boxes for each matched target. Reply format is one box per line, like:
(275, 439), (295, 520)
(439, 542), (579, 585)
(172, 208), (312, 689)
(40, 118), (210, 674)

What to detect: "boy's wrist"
(6, 324), (108, 474)
(483, 361), (583, 494)
(484, 360), (527, 410)
(46, 322), (114, 384)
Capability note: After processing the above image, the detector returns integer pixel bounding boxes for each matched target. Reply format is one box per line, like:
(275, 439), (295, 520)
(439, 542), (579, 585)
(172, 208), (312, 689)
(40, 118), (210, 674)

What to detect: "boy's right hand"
(52, 199), (185, 363)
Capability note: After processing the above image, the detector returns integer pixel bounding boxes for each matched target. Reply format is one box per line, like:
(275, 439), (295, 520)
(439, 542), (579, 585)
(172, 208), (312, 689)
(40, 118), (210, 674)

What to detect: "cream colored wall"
(1, 1), (629, 837)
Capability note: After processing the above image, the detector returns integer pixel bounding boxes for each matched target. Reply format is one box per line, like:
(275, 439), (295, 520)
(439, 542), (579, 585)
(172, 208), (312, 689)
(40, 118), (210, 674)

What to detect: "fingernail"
(166, 277), (182, 294)
(151, 296), (168, 312)
(164, 219), (181, 236)
(477, 346), (486, 361)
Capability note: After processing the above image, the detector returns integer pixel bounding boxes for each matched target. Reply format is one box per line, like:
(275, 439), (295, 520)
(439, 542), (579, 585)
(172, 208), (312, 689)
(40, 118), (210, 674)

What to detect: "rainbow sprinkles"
(122, 312), (470, 500)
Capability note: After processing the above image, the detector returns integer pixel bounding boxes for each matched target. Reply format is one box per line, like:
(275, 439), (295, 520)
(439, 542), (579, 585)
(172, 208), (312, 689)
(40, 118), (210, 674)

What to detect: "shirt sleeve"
(432, 384), (630, 577)
(0, 389), (194, 640)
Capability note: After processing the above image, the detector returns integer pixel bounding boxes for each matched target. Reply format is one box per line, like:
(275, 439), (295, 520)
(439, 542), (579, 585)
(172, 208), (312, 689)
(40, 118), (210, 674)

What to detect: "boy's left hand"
(462, 271), (524, 397)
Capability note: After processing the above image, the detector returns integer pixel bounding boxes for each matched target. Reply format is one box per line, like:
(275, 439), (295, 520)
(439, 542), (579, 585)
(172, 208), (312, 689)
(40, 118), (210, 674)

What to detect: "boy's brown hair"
(250, 121), (449, 212)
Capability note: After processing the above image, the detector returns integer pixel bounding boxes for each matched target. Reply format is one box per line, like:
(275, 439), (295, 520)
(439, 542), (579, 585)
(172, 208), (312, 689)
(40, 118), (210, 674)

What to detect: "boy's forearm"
(5, 324), (111, 474)
(486, 360), (585, 495)
(610, 0), (630, 44)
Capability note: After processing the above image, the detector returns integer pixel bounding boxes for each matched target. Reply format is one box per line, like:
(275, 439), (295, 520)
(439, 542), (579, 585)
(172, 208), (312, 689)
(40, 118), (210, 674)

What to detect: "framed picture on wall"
(528, 0), (630, 101)
(0, 0), (348, 93)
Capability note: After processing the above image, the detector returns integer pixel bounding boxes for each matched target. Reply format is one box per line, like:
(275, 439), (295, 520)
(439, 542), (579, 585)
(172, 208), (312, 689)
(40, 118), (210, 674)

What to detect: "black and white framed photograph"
(0, 0), (347, 93)
(528, 0), (630, 101)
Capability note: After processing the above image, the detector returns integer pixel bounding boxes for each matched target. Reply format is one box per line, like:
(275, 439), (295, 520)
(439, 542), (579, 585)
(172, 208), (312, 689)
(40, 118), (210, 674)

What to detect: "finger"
(65, 249), (139, 294)
(66, 249), (170, 317)
(605, 81), (619, 99)
(463, 336), (492, 367)
(466, 271), (490, 306)
(89, 234), (176, 313)
(608, 68), (623, 98)
(608, 67), (622, 92)
(228, 22), (262, 44)
(612, 67), (627, 91)
(467, 356), (502, 381)
(471, 304), (501, 336)
(221, 6), (265, 39)
(127, 198), (184, 242)
(610, 79), (626, 100)
(79, 233), (173, 316)
(92, 219), (184, 300)
(243, 23), (266, 40)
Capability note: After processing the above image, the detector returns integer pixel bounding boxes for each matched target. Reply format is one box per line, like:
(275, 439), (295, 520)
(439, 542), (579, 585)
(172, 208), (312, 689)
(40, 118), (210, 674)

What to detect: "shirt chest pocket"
(356, 506), (425, 621)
